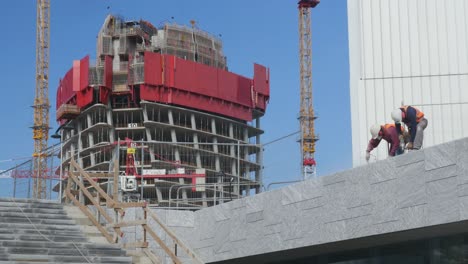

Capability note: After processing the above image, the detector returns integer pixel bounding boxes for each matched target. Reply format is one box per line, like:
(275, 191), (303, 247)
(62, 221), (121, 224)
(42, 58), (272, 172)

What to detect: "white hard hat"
(391, 109), (402, 123)
(370, 124), (381, 139)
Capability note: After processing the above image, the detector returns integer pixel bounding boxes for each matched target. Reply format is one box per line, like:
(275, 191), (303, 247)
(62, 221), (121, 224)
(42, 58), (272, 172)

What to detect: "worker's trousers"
(414, 118), (428, 150)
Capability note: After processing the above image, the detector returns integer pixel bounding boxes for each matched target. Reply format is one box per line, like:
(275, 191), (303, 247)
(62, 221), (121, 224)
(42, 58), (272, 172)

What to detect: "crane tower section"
(32, 0), (50, 199)
(298, 0), (319, 179)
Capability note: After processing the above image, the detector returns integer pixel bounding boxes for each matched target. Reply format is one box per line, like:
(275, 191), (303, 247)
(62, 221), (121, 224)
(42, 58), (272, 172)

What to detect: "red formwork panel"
(72, 56), (89, 92)
(140, 84), (161, 102)
(237, 76), (253, 108)
(144, 52), (163, 86)
(57, 68), (75, 106)
(217, 70), (237, 103)
(253, 63), (270, 111)
(77, 86), (93, 108)
(172, 56), (218, 99)
(163, 55), (175, 88)
(168, 87), (252, 121)
(253, 63), (269, 94)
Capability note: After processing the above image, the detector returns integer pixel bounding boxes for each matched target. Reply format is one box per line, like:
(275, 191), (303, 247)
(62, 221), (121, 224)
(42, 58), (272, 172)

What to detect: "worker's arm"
(406, 107), (418, 142)
(366, 138), (381, 153)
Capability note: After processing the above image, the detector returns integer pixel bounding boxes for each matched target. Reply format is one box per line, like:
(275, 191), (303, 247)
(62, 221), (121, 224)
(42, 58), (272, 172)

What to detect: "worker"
(365, 124), (406, 162)
(391, 106), (428, 150)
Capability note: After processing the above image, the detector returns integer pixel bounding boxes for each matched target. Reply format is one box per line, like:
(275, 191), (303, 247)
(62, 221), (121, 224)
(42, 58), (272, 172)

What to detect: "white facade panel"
(348, 0), (468, 167)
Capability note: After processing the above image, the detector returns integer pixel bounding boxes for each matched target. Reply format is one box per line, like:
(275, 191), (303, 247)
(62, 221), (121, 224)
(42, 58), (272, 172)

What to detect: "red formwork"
(253, 63), (270, 111)
(57, 52), (270, 122)
(56, 68), (75, 108)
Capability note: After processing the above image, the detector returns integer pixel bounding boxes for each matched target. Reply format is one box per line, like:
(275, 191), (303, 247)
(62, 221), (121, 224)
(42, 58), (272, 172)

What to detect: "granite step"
(0, 253), (132, 263)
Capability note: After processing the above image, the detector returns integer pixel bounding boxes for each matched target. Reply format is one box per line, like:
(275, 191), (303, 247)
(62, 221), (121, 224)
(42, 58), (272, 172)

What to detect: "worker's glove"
(365, 151), (370, 162)
(406, 142), (414, 150)
(399, 135), (404, 143)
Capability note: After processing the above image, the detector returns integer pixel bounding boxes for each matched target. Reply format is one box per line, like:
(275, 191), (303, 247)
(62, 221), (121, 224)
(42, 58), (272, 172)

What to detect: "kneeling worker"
(365, 124), (406, 162)
(391, 105), (428, 150)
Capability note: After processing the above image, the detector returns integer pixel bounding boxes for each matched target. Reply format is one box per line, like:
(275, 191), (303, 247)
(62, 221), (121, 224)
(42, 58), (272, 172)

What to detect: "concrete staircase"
(0, 197), (132, 264)
(64, 205), (155, 264)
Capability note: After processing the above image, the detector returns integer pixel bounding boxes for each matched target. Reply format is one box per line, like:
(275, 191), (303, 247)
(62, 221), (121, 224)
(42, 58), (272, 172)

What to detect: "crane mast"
(298, 0), (319, 179)
(32, 0), (50, 199)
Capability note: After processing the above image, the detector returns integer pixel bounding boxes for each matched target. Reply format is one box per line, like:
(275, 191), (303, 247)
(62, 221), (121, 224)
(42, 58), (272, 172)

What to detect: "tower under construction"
(55, 15), (270, 208)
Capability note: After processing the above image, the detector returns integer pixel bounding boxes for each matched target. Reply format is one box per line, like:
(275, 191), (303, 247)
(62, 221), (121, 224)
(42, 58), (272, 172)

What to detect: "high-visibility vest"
(401, 106), (424, 123)
(383, 123), (404, 133)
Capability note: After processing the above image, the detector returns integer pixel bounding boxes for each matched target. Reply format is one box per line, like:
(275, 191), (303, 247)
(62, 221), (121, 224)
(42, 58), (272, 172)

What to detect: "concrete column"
(229, 124), (239, 196)
(244, 127), (251, 196)
(87, 113), (96, 166)
(191, 114), (202, 167)
(191, 114), (206, 207)
(256, 118), (262, 194)
(107, 102), (115, 143)
(211, 119), (221, 171)
(168, 109), (186, 200)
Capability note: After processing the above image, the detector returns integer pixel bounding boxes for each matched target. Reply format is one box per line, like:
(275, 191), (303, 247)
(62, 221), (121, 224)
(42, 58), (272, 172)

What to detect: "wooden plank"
(112, 202), (147, 209)
(70, 159), (114, 207)
(143, 248), (162, 264)
(145, 208), (204, 264)
(65, 190), (115, 243)
(65, 176), (73, 203)
(121, 241), (149, 249)
(69, 174), (123, 237)
(109, 219), (146, 228)
(113, 158), (119, 200)
(143, 225), (182, 264)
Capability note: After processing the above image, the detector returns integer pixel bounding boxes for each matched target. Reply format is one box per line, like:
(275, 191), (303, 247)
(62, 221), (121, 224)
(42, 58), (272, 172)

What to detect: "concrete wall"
(156, 138), (468, 263)
(348, 0), (468, 166)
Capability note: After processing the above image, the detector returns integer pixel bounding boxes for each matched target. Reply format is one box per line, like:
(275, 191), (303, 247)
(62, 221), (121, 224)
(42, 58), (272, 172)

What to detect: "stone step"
(0, 227), (83, 237)
(0, 240), (122, 251)
(6, 246), (128, 257)
(0, 253), (132, 263)
(0, 233), (88, 243)
(0, 200), (63, 210)
(0, 198), (60, 205)
(0, 216), (76, 226)
(0, 211), (71, 220)
(0, 222), (82, 232)
(0, 207), (66, 215)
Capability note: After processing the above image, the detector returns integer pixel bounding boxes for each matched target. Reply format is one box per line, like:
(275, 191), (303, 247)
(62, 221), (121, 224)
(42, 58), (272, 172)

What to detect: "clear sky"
(0, 0), (351, 195)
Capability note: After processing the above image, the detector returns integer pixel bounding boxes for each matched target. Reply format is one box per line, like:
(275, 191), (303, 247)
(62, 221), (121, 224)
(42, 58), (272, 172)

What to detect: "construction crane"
(298, 0), (319, 179)
(32, 0), (50, 199)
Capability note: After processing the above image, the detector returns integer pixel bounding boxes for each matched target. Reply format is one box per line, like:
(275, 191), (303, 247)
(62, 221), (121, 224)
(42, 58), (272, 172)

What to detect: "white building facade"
(348, 0), (468, 166)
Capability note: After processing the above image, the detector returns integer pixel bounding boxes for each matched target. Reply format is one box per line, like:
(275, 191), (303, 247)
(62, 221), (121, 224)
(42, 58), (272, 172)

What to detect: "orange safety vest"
(383, 123), (404, 133)
(401, 106), (424, 123)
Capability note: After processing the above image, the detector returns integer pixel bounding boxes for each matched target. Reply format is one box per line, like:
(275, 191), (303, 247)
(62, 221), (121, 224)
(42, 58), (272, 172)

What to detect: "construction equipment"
(298, 0), (319, 178)
(32, 0), (51, 199)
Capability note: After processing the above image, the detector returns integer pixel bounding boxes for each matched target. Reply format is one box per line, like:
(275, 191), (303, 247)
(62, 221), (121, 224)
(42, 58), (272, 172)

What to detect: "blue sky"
(0, 1), (351, 194)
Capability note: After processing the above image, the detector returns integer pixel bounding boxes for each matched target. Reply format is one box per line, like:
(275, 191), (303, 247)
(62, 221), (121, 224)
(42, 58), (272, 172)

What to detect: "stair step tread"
(6, 247), (128, 256)
(0, 223), (81, 231)
(0, 234), (88, 242)
(0, 253), (132, 263)
(0, 207), (66, 215)
(0, 211), (71, 220)
(0, 240), (122, 250)
(0, 227), (83, 235)
(0, 216), (75, 225)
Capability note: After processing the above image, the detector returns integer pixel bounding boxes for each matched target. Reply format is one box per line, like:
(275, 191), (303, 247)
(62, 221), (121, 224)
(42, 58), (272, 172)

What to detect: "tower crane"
(298, 0), (319, 179)
(32, 0), (50, 199)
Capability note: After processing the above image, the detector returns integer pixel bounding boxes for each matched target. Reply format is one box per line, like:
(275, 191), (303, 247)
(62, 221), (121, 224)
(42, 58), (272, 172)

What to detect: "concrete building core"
(55, 15), (270, 208)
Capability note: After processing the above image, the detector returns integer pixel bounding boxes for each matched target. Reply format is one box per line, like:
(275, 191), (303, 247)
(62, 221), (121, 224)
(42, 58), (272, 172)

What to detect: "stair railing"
(65, 158), (204, 264)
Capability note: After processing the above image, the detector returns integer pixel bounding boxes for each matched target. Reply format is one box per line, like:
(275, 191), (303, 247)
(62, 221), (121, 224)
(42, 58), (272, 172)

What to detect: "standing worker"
(391, 105), (428, 150)
(365, 124), (406, 162)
